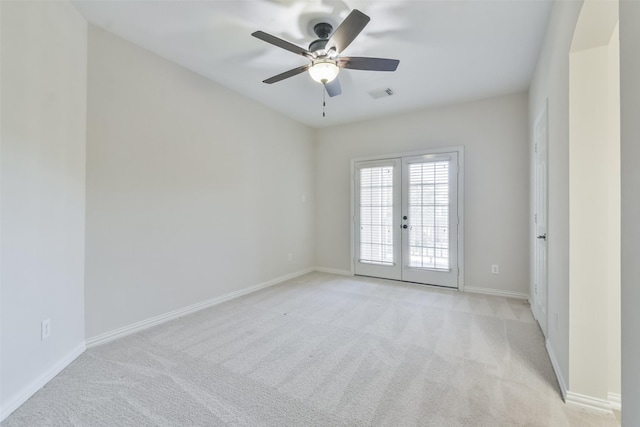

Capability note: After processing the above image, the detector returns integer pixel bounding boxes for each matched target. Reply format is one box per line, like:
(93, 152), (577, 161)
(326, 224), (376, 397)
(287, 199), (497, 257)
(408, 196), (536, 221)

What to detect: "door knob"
(403, 224), (408, 229)
(537, 234), (547, 240)
(403, 216), (408, 220)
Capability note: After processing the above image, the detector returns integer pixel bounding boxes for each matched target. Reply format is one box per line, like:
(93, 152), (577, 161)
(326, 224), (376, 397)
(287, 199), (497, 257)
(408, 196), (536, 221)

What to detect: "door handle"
(403, 224), (408, 229)
(537, 234), (547, 240)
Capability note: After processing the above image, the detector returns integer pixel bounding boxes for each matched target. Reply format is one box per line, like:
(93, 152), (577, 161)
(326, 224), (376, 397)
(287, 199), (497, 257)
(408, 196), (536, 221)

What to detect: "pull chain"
(322, 83), (326, 118)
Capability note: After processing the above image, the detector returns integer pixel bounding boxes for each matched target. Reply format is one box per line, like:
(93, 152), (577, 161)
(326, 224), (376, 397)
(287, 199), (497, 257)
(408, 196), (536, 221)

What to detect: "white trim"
(350, 146), (466, 164)
(546, 339), (568, 401)
(456, 148), (465, 289)
(314, 267), (352, 276)
(350, 160), (356, 276)
(0, 343), (86, 422)
(545, 339), (616, 415)
(86, 268), (314, 348)
(463, 286), (528, 300)
(608, 392), (621, 411)
(566, 391), (613, 414)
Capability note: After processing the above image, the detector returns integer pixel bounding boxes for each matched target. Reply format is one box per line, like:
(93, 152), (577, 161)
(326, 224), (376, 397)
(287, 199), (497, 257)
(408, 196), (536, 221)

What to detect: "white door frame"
(350, 146), (465, 290)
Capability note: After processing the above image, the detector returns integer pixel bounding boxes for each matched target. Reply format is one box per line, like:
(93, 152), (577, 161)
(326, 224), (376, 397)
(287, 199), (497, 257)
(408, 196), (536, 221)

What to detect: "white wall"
(0, 0), (87, 418)
(606, 21), (621, 403)
(568, 39), (618, 400)
(85, 27), (316, 339)
(315, 92), (530, 295)
(531, 0), (621, 405)
(528, 0), (583, 391)
(568, 45), (609, 398)
(620, 1), (640, 424)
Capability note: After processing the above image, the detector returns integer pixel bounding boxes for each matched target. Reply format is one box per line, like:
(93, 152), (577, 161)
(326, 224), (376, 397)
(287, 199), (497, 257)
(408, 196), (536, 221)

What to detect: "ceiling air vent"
(368, 88), (395, 99)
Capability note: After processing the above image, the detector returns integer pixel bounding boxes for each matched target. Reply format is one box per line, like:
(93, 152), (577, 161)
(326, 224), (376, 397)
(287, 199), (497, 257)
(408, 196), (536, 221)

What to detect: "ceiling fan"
(251, 9), (399, 97)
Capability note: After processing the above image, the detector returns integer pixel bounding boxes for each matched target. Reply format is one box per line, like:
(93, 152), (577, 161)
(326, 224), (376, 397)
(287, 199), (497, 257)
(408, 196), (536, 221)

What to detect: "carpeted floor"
(3, 272), (618, 426)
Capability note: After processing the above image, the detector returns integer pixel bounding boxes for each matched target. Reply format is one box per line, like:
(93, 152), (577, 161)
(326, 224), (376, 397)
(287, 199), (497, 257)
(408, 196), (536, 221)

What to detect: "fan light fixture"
(308, 60), (339, 84)
(252, 8), (400, 116)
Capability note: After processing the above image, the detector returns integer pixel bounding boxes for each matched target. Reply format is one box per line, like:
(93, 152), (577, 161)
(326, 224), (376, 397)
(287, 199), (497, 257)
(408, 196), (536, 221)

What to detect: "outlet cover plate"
(41, 319), (51, 340)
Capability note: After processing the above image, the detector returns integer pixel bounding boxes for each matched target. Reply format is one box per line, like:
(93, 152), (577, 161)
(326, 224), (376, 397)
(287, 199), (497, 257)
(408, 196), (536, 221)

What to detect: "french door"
(354, 152), (460, 288)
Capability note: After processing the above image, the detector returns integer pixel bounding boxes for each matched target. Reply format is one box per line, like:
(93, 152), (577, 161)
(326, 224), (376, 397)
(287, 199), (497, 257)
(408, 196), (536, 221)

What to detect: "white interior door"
(534, 104), (549, 336)
(354, 152), (460, 288)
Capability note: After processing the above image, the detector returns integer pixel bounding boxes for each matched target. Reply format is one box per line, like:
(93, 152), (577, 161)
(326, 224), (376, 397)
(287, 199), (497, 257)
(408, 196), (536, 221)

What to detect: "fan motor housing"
(309, 22), (332, 52)
(313, 22), (333, 39)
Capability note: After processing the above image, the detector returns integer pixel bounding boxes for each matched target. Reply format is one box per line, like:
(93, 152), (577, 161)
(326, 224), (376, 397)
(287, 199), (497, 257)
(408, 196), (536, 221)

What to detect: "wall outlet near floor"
(41, 318), (51, 340)
(288, 253), (293, 262)
(491, 264), (500, 274)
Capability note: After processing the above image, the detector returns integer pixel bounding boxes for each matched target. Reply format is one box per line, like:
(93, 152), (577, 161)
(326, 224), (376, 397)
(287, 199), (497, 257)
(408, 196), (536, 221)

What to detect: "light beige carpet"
(3, 273), (618, 426)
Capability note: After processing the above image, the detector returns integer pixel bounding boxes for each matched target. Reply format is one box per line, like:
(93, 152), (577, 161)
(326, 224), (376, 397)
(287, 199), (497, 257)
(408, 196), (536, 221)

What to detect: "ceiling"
(72, 0), (553, 128)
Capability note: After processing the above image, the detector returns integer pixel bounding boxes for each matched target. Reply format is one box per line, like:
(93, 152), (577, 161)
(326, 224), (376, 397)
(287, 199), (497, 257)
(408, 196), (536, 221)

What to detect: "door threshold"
(353, 274), (459, 291)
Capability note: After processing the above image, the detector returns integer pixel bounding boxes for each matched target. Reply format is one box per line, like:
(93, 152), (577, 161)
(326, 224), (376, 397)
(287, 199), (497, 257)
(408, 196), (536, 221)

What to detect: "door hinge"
(535, 143), (537, 153)
(534, 213), (537, 223)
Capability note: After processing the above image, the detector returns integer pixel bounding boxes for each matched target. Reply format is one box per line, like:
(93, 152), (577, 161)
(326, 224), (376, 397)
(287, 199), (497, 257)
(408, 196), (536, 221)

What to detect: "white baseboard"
(544, 340), (617, 414)
(0, 343), (86, 422)
(314, 267), (352, 276)
(608, 392), (621, 411)
(463, 286), (529, 299)
(566, 391), (613, 414)
(86, 267), (314, 348)
(545, 339), (568, 401)
(315, 273), (529, 300)
(529, 300), (538, 322)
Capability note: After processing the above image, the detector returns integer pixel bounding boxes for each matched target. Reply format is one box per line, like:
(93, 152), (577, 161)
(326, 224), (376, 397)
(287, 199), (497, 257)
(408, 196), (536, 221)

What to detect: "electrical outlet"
(288, 253), (293, 262)
(41, 319), (51, 340)
(491, 264), (499, 274)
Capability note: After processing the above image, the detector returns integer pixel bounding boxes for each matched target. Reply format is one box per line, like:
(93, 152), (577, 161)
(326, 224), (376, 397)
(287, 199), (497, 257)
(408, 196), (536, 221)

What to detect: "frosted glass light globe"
(308, 60), (339, 84)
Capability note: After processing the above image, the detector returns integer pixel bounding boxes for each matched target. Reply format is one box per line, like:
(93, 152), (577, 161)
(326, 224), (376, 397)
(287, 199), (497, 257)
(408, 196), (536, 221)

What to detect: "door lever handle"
(537, 234), (547, 240)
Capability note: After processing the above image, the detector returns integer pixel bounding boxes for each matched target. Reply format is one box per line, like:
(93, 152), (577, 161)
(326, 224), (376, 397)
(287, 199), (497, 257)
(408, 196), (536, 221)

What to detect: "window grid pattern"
(359, 166), (394, 265)
(408, 161), (450, 270)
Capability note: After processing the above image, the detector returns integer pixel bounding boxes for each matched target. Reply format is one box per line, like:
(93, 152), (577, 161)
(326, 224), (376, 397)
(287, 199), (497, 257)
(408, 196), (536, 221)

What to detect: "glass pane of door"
(407, 161), (450, 270)
(359, 166), (395, 265)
